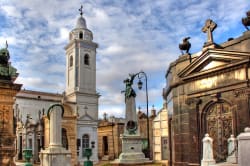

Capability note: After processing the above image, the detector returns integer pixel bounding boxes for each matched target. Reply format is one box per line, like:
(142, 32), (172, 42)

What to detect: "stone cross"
(79, 5), (83, 16)
(202, 19), (217, 45)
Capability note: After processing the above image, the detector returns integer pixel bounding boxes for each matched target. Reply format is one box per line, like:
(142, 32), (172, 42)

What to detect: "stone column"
(125, 96), (137, 122)
(226, 134), (237, 164)
(201, 134), (215, 166)
(237, 127), (250, 166)
(39, 104), (71, 166)
(49, 106), (62, 147)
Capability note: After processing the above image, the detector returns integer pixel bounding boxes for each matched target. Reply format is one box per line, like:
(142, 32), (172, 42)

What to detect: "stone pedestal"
(237, 127), (250, 166)
(201, 134), (215, 166)
(124, 97), (139, 135)
(112, 135), (150, 164)
(39, 104), (71, 166)
(226, 135), (237, 164)
(0, 133), (16, 166)
(0, 82), (22, 166)
(40, 147), (71, 166)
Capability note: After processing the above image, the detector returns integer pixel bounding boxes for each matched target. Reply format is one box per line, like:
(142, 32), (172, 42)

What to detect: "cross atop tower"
(202, 19), (217, 46)
(79, 5), (83, 17)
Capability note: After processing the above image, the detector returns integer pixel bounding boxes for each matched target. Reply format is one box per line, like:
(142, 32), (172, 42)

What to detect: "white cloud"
(100, 44), (124, 56)
(1, 5), (22, 18)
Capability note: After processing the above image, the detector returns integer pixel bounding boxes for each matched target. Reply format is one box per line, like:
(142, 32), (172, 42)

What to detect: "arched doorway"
(203, 101), (233, 162)
(103, 136), (108, 155)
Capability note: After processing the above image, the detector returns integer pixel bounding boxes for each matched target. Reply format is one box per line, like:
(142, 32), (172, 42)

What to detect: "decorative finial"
(202, 19), (217, 46)
(38, 110), (41, 119)
(5, 40), (8, 49)
(242, 10), (250, 31)
(179, 37), (191, 55)
(79, 5), (83, 17)
(103, 112), (107, 120)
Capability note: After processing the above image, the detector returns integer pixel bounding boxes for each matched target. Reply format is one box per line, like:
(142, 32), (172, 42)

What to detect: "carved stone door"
(206, 102), (232, 162)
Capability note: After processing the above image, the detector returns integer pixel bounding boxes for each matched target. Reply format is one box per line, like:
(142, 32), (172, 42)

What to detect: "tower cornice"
(64, 39), (98, 50)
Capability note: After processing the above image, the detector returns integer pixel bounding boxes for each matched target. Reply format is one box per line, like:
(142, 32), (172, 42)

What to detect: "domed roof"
(75, 16), (87, 29)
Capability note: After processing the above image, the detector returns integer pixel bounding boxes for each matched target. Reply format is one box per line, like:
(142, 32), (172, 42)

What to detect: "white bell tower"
(64, 6), (99, 163)
(65, 9), (98, 97)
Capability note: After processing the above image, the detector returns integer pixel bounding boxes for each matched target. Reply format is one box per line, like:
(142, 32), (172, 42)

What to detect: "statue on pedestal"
(122, 75), (138, 135)
(226, 134), (238, 163)
(0, 41), (22, 166)
(201, 133), (215, 166)
(113, 74), (150, 164)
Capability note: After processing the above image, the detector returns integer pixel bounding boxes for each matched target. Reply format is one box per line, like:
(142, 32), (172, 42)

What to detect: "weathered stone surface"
(113, 135), (149, 164)
(40, 104), (71, 166)
(0, 81), (21, 166)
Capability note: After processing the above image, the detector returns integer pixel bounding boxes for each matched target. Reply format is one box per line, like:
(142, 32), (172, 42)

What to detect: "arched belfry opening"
(84, 54), (89, 65)
(69, 56), (73, 67)
(79, 32), (83, 39)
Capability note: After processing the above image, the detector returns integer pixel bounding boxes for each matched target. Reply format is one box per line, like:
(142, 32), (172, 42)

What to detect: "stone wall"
(0, 82), (21, 166)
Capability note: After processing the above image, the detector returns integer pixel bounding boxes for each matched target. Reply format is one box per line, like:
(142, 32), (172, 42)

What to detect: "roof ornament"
(179, 37), (192, 62)
(179, 37), (191, 55)
(5, 40), (8, 49)
(79, 5), (83, 17)
(242, 10), (250, 31)
(202, 19), (217, 47)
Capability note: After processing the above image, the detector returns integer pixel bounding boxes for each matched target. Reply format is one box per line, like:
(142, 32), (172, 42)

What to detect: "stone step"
(102, 155), (109, 161)
(211, 162), (238, 166)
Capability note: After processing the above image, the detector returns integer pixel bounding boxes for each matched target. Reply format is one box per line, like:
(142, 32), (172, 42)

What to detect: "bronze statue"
(0, 41), (18, 80)
(242, 10), (250, 30)
(122, 74), (136, 102)
(179, 37), (191, 55)
(0, 41), (10, 65)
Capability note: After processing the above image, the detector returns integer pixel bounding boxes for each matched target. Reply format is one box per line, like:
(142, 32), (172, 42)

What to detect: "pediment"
(79, 112), (93, 121)
(178, 49), (250, 79)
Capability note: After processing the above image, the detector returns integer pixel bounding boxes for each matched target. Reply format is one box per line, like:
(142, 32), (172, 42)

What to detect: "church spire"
(75, 5), (87, 29)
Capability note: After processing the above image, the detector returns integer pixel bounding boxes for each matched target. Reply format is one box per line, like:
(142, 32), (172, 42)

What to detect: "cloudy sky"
(0, 0), (249, 118)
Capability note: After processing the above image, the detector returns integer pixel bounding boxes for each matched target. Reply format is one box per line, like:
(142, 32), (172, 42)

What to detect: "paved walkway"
(16, 162), (40, 166)
(16, 162), (25, 166)
(16, 161), (167, 166)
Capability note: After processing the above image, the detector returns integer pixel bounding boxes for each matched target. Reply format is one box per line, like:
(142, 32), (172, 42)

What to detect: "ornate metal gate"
(206, 102), (232, 162)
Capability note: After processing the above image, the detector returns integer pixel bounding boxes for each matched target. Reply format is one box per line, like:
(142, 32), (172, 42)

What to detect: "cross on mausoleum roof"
(202, 19), (217, 46)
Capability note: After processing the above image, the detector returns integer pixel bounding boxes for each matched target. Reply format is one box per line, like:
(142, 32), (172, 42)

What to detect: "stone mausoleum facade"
(163, 12), (250, 166)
